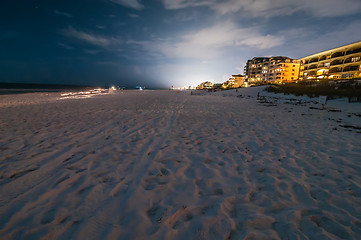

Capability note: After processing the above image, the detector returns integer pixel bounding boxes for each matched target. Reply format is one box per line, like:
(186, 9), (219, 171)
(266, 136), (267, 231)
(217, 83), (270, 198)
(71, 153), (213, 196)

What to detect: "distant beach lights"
(109, 86), (117, 94)
(59, 88), (109, 100)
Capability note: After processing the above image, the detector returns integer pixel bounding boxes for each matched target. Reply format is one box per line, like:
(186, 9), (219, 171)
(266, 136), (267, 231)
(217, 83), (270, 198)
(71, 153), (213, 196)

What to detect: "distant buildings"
(194, 40), (361, 89)
(244, 57), (270, 82)
(242, 41), (361, 83)
(224, 74), (247, 88)
(299, 41), (361, 80)
(196, 81), (213, 90)
(245, 56), (300, 83)
(268, 57), (300, 83)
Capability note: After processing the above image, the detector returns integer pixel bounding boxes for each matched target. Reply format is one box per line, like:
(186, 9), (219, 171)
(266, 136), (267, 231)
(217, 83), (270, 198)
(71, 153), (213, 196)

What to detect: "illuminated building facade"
(299, 41), (361, 80)
(268, 57), (300, 83)
(244, 57), (270, 82)
(196, 81), (213, 89)
(244, 56), (300, 83)
(226, 74), (246, 88)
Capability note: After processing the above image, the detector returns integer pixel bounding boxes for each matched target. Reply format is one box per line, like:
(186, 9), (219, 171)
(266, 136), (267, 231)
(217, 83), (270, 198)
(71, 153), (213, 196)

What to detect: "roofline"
(299, 40), (361, 60)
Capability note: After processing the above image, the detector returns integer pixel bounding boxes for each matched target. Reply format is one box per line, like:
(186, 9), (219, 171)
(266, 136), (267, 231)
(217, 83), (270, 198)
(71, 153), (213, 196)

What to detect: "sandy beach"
(0, 87), (360, 239)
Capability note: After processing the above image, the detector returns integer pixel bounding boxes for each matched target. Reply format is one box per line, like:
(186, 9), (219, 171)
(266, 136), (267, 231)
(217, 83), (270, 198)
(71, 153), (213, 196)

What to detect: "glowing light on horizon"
(58, 88), (109, 100)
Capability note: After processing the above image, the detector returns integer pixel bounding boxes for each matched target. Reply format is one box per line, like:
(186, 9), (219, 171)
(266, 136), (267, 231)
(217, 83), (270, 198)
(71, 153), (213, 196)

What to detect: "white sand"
(0, 87), (360, 239)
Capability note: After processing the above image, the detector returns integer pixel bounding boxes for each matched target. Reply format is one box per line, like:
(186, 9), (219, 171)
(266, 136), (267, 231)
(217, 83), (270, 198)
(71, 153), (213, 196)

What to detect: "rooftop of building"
(299, 40), (361, 60)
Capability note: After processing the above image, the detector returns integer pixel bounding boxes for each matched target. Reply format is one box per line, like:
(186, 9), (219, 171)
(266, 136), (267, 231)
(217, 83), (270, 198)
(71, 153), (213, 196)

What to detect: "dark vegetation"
(265, 80), (361, 102)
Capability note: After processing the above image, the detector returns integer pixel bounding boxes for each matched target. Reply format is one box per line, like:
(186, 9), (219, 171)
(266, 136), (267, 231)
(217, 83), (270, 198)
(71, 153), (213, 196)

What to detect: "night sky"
(1, 0), (361, 88)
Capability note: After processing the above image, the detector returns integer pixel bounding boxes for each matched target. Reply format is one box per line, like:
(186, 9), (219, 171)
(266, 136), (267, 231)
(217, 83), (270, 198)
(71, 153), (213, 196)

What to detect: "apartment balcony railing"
(345, 48), (361, 55)
(331, 52), (344, 58)
(317, 62), (330, 68)
(330, 60), (343, 66)
(343, 65), (360, 72)
(318, 55), (327, 61)
(329, 67), (342, 74)
(308, 65), (317, 70)
(344, 57), (361, 64)
(308, 71), (317, 76)
(309, 58), (318, 63)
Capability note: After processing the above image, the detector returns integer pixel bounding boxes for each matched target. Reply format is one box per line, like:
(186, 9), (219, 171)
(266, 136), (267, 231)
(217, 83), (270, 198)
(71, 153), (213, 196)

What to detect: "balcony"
(346, 47), (361, 55)
(317, 69), (329, 75)
(329, 67), (342, 74)
(308, 64), (317, 70)
(344, 56), (361, 64)
(309, 58), (318, 63)
(331, 51), (344, 58)
(317, 62), (330, 68)
(343, 65), (360, 72)
(308, 70), (317, 76)
(330, 59), (343, 66)
(318, 55), (327, 61)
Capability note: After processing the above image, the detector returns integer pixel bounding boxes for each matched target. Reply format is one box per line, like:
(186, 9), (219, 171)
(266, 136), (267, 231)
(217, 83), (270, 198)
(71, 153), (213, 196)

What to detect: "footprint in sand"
(142, 176), (168, 190)
(194, 179), (224, 196)
(40, 208), (57, 225)
(146, 204), (167, 223)
(110, 181), (128, 197)
(142, 168), (171, 190)
(165, 207), (193, 229)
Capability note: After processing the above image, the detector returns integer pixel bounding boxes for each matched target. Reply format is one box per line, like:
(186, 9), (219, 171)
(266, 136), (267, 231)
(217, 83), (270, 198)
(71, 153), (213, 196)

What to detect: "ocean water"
(0, 83), (105, 95)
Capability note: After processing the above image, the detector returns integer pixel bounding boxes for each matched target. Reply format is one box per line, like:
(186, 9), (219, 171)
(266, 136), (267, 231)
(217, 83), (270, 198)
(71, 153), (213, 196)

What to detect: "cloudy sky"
(1, 0), (361, 88)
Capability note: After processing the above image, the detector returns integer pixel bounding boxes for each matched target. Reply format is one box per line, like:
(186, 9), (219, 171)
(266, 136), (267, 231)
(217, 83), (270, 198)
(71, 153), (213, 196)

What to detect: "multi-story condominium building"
(196, 81), (213, 90)
(244, 56), (300, 83)
(244, 57), (270, 82)
(226, 74), (246, 88)
(299, 41), (361, 80)
(268, 57), (300, 83)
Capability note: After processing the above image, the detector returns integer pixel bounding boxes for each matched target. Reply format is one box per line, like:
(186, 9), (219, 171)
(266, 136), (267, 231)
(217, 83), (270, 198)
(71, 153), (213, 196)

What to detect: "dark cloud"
(1, 0), (360, 88)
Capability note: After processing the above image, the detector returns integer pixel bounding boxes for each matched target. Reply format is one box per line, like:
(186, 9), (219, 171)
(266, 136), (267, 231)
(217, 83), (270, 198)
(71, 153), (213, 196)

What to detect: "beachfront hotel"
(225, 74), (247, 88)
(196, 81), (213, 89)
(198, 41), (361, 89)
(244, 56), (300, 83)
(299, 41), (361, 80)
(244, 57), (269, 82)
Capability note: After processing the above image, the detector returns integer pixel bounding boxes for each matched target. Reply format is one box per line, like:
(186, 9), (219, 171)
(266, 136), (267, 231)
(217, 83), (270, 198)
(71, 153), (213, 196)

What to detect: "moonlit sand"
(0, 87), (360, 239)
